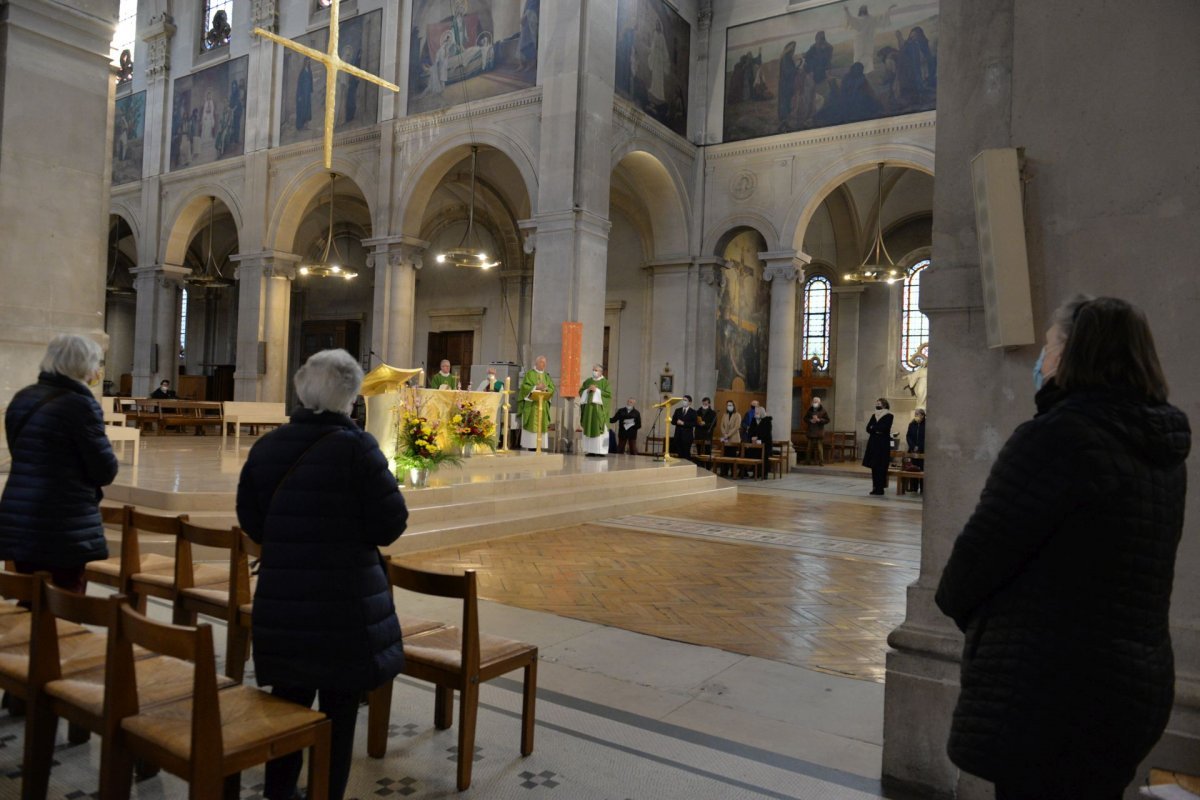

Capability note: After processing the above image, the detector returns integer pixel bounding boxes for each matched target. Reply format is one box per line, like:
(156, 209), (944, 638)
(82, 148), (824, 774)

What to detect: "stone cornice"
(705, 111), (936, 161)
(269, 128), (382, 165)
(231, 250), (301, 280)
(393, 88), (542, 137)
(160, 157), (244, 188)
(612, 98), (698, 160)
(363, 235), (429, 269)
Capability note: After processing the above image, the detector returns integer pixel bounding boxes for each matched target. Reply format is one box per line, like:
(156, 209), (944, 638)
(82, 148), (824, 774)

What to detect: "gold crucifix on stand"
(253, 0), (399, 169)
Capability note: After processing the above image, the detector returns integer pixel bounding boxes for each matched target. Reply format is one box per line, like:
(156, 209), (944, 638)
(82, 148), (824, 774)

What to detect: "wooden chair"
(367, 561), (538, 791)
(84, 506), (174, 605)
(21, 581), (227, 800)
(123, 511), (227, 611)
(171, 521), (244, 628)
(101, 605), (332, 800)
(769, 440), (791, 479)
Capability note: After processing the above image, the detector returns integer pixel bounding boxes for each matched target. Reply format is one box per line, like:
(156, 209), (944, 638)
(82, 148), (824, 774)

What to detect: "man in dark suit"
(610, 398), (642, 455)
(746, 404), (774, 478)
(695, 397), (717, 456)
(669, 395), (698, 458)
(740, 399), (760, 442)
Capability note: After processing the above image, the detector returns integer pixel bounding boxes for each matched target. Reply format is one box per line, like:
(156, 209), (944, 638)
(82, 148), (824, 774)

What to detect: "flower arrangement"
(394, 411), (460, 474)
(449, 400), (496, 451)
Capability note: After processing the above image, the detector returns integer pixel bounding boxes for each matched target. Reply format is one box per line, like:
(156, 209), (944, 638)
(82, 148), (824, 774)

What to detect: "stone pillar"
(761, 251), (806, 437)
(0, 0), (117, 417)
(691, 258), (723, 399)
(364, 235), (427, 367)
(140, 12), (174, 177)
(831, 285), (865, 432)
(129, 264), (189, 395)
(644, 260), (692, 399)
(232, 251), (299, 402)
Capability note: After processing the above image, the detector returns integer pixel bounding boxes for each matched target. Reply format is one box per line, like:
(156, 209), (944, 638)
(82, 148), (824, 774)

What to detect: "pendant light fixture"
(844, 163), (901, 284)
(434, 146), (500, 270)
(185, 197), (232, 289)
(106, 220), (135, 296)
(299, 173), (358, 280)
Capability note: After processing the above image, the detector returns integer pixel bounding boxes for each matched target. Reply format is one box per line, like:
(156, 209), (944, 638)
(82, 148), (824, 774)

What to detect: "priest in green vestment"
(430, 359), (458, 390)
(578, 364), (612, 456)
(518, 355), (555, 450)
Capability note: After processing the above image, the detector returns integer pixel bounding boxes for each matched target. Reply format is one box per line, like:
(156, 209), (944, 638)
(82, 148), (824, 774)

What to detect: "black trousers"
(263, 685), (361, 800)
(870, 463), (888, 492)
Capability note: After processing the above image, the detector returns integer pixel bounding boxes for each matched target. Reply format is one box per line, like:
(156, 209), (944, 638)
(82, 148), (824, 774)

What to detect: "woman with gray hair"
(237, 348), (408, 800)
(0, 334), (118, 591)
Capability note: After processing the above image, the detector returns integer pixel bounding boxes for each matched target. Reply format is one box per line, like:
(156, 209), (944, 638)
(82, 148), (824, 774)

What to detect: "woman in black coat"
(0, 334), (117, 590)
(862, 397), (893, 495)
(237, 349), (408, 800)
(936, 297), (1190, 800)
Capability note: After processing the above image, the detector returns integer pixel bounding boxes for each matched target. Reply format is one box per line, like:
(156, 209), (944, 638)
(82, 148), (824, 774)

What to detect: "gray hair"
(40, 334), (103, 383)
(294, 349), (363, 414)
(1050, 293), (1095, 342)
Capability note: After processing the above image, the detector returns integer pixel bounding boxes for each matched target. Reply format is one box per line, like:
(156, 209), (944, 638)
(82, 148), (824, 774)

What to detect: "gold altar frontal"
(366, 388), (504, 466)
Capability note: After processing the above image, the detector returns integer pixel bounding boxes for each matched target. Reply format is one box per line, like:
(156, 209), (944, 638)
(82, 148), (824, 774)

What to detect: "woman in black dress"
(862, 397), (893, 495)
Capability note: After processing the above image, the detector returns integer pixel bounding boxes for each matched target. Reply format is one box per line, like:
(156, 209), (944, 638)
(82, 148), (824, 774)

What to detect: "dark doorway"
(300, 320), (361, 363)
(426, 330), (474, 388)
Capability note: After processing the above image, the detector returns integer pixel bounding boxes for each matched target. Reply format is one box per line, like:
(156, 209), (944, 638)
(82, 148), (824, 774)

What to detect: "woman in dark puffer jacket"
(0, 334), (118, 589)
(237, 349), (408, 800)
(936, 296), (1190, 800)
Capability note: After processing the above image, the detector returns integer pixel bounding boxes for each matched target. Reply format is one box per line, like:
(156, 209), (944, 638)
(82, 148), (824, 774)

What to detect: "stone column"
(761, 251), (806, 438)
(0, 0), (117, 418)
(140, 12), (174, 177)
(231, 251), (299, 402)
(831, 285), (865, 432)
(691, 258), (723, 399)
(129, 264), (189, 395)
(364, 235), (427, 367)
(644, 260), (692, 398)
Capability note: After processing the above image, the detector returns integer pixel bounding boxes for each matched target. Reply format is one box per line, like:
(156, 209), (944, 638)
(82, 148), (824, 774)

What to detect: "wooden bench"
(155, 400), (224, 436)
(888, 468), (925, 495)
(103, 414), (140, 466)
(221, 401), (288, 445)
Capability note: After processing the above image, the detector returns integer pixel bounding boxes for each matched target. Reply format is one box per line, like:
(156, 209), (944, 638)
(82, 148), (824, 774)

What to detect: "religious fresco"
(170, 56), (248, 171)
(716, 231), (771, 394)
(614, 0), (691, 137)
(112, 91), (145, 185)
(723, 0), (937, 142)
(279, 10), (383, 147)
(408, 0), (539, 115)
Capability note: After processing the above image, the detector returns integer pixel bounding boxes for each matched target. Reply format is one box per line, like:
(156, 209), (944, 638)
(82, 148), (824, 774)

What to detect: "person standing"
(429, 359), (458, 390)
(578, 364), (612, 457)
(669, 395), (697, 458)
(610, 398), (642, 455)
(518, 355), (555, 450)
(694, 397), (717, 457)
(237, 349), (407, 800)
(475, 367), (503, 392)
(747, 404), (775, 478)
(0, 334), (118, 592)
(906, 407), (926, 469)
(805, 396), (831, 465)
(862, 398), (893, 495)
(740, 399), (759, 442)
(936, 296), (1189, 800)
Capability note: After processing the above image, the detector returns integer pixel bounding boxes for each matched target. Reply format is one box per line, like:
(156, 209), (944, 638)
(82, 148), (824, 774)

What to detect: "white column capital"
(142, 13), (176, 83)
(130, 263), (190, 289)
(362, 235), (429, 270)
(231, 250), (300, 280)
(250, 0), (279, 32)
(759, 249), (811, 283)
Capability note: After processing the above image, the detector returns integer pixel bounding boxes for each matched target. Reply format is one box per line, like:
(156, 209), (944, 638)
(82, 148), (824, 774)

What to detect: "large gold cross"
(253, 0), (399, 169)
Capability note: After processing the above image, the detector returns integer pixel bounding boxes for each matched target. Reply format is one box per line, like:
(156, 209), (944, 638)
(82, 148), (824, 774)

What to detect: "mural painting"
(408, 0), (539, 115)
(113, 91), (146, 185)
(716, 230), (771, 395)
(279, 10), (384, 147)
(724, 0), (937, 142)
(170, 56), (249, 171)
(614, 0), (691, 137)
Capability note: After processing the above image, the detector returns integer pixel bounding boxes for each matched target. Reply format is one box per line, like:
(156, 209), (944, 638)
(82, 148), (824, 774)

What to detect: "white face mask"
(592, 370), (601, 379)
(626, 403), (634, 409)
(726, 404), (734, 412)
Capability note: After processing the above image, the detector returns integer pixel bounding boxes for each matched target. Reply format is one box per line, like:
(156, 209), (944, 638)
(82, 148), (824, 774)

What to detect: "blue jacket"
(236, 408), (408, 691)
(0, 372), (118, 568)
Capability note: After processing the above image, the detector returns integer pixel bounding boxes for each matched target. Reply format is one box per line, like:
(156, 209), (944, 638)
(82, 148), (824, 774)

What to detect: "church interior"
(0, 0), (1196, 798)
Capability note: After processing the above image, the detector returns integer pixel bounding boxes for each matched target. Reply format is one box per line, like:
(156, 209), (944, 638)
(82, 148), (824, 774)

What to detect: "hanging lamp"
(843, 163), (901, 284)
(434, 146), (500, 270)
(185, 197), (233, 288)
(299, 173), (358, 280)
(106, 221), (135, 296)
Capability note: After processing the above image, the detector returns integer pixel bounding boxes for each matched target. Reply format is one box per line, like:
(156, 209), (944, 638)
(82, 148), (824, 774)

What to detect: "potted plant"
(448, 400), (496, 456)
(394, 411), (459, 487)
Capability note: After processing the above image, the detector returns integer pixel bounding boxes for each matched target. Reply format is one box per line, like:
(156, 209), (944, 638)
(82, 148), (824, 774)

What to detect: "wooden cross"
(793, 358), (834, 425)
(253, 0), (399, 169)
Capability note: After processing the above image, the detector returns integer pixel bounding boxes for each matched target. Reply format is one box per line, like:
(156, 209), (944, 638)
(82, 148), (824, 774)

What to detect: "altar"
(365, 387), (505, 465)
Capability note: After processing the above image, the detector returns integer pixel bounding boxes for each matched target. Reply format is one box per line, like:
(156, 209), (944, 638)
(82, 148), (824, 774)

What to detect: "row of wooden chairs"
(0, 570), (330, 799)
(85, 506), (538, 791)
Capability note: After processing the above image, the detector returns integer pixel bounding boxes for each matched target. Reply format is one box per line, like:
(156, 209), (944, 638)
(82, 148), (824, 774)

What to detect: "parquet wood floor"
(395, 493), (921, 682)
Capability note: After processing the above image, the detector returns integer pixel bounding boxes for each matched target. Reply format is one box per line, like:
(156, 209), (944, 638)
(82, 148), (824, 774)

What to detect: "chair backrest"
(122, 510), (186, 587)
(106, 604), (222, 762)
(29, 576), (124, 684)
(385, 561), (480, 675)
(175, 521), (236, 592)
(100, 504), (131, 528)
(131, 510), (186, 536)
(0, 569), (35, 605)
(231, 530), (258, 608)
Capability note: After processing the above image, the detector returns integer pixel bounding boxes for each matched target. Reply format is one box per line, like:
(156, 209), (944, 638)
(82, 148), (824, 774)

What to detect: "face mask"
(1032, 346), (1046, 391)
(875, 404), (883, 411)
(726, 404), (734, 412)
(592, 371), (601, 379)
(812, 401), (820, 407)
(626, 403), (634, 409)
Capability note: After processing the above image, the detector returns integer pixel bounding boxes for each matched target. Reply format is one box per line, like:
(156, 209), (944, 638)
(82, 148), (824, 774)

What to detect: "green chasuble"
(518, 369), (555, 433)
(430, 372), (457, 390)
(578, 377), (611, 437)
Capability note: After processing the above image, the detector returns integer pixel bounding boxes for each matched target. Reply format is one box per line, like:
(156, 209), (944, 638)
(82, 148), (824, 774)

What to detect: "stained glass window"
(900, 259), (930, 372)
(801, 275), (832, 367)
(179, 288), (189, 360)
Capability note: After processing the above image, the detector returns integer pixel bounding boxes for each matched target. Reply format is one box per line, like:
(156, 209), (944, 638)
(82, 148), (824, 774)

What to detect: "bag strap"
(8, 388), (71, 447)
(266, 428), (342, 514)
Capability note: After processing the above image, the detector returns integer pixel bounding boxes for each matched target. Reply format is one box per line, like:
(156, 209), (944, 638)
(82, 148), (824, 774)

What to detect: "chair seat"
(134, 562), (227, 590)
(86, 553), (176, 579)
(402, 626), (535, 672)
(0, 601), (25, 616)
(179, 582), (233, 607)
(0, 615), (86, 649)
(0, 631), (137, 682)
(398, 616), (446, 638)
(45, 655), (235, 719)
(120, 684), (327, 762)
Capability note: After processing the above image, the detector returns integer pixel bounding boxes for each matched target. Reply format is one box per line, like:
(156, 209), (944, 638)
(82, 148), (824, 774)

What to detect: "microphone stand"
(649, 405), (666, 461)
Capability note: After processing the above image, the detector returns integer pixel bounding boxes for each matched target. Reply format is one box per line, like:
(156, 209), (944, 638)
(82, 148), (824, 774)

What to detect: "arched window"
(202, 0), (233, 51)
(801, 275), (832, 366)
(900, 259), (930, 371)
(111, 0), (138, 79)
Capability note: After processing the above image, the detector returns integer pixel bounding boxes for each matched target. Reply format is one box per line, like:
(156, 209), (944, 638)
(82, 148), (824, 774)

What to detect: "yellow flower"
(452, 414), (463, 423)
